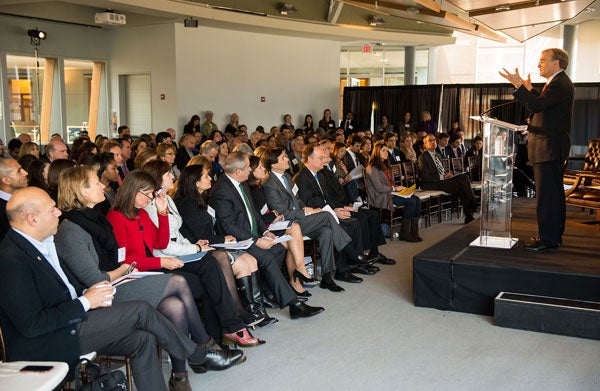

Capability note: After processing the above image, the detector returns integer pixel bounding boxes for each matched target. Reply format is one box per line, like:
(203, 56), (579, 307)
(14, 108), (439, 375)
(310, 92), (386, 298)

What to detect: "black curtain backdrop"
(343, 83), (600, 146)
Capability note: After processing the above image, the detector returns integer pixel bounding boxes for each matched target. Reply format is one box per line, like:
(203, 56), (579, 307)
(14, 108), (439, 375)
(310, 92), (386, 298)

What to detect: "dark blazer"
(175, 196), (225, 244)
(342, 151), (358, 172)
(417, 150), (444, 184)
(0, 229), (86, 366)
(250, 186), (277, 226)
(293, 167), (329, 208)
(174, 147), (193, 170)
(286, 150), (303, 176)
(209, 175), (267, 240)
(342, 119), (360, 135)
(436, 146), (448, 159)
(513, 71), (574, 164)
(261, 172), (306, 221)
(0, 198), (9, 239)
(320, 167), (351, 208)
(445, 146), (463, 159)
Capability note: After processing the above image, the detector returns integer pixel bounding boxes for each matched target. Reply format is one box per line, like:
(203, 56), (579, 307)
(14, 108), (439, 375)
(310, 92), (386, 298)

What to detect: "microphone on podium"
(479, 100), (519, 119)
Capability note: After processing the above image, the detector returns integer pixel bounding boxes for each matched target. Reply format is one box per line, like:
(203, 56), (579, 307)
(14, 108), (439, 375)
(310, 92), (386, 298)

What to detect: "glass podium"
(469, 116), (527, 249)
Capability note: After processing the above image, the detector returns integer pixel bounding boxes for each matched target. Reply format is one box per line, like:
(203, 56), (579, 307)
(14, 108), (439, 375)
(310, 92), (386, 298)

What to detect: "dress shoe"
(351, 264), (377, 275)
(293, 287), (312, 298)
(319, 277), (345, 292)
(464, 215), (475, 224)
(169, 372), (191, 391)
(365, 253), (379, 262)
(334, 271), (363, 283)
(374, 254), (396, 265)
(222, 328), (259, 348)
(293, 269), (317, 285)
(530, 236), (563, 247)
(525, 242), (558, 253)
(355, 254), (374, 265)
(257, 315), (279, 327)
(189, 339), (245, 373)
(261, 293), (278, 309)
(289, 301), (324, 319)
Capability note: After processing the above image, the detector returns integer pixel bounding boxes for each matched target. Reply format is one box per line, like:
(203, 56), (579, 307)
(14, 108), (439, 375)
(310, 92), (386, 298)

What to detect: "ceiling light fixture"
(406, 7), (421, 15)
(495, 5), (511, 11)
(279, 3), (298, 15)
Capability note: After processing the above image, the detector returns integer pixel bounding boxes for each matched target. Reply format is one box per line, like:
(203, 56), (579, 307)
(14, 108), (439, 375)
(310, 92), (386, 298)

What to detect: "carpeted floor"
(153, 216), (600, 391)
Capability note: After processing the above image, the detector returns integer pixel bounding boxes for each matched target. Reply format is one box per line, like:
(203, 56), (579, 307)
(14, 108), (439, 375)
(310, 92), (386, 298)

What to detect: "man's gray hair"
(223, 151), (247, 174)
(200, 140), (218, 154)
(233, 143), (253, 155)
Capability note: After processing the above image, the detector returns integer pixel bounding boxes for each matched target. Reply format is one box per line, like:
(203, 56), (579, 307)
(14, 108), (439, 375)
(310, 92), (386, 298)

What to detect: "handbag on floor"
(74, 359), (128, 391)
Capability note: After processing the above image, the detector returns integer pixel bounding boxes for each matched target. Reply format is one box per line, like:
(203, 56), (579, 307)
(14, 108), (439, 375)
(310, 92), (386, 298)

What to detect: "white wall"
(174, 24), (341, 136)
(108, 24), (178, 136)
(574, 19), (600, 82)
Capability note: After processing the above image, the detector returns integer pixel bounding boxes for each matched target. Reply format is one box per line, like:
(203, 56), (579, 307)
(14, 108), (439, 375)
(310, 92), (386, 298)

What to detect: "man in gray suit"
(261, 147), (366, 291)
(0, 187), (242, 390)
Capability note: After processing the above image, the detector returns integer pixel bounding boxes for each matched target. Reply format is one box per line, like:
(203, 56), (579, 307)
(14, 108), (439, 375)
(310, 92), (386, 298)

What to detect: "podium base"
(469, 236), (518, 249)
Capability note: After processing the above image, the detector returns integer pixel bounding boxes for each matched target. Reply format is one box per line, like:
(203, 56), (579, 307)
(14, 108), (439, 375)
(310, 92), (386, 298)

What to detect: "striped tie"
(433, 155), (445, 179)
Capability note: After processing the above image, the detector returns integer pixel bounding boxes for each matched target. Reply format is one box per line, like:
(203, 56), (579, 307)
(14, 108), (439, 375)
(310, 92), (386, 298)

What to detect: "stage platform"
(413, 198), (600, 316)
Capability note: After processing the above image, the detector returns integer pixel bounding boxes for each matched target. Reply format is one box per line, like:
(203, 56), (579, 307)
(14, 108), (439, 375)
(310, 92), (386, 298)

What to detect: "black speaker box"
(494, 291), (600, 340)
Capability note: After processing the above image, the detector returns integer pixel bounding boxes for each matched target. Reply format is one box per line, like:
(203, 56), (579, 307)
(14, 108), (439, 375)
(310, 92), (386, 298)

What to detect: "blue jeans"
(392, 195), (421, 218)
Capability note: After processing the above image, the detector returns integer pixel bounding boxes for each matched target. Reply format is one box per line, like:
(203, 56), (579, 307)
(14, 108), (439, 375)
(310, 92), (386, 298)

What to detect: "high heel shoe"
(222, 327), (260, 348)
(293, 269), (316, 285)
(293, 287), (312, 298)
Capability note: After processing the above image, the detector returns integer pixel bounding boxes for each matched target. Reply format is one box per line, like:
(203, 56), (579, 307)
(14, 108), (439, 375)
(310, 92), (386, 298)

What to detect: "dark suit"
(513, 70), (574, 245)
(0, 229), (197, 389)
(262, 172), (351, 274)
(0, 198), (8, 239)
(209, 175), (296, 307)
(294, 167), (364, 271)
(323, 167), (387, 253)
(417, 150), (476, 218)
(342, 119), (360, 136)
(175, 147), (194, 170)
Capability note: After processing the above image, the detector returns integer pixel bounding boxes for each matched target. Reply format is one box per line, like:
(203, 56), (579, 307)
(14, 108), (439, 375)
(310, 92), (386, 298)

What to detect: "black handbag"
(75, 359), (128, 391)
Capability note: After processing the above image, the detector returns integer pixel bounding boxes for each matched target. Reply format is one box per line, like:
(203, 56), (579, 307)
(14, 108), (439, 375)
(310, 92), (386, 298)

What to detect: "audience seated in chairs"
(366, 141), (422, 242)
(261, 147), (366, 292)
(464, 135), (483, 182)
(208, 152), (324, 319)
(418, 134), (478, 224)
(0, 187), (242, 391)
(174, 162), (277, 328)
(106, 169), (260, 348)
(54, 165), (243, 389)
(247, 155), (317, 296)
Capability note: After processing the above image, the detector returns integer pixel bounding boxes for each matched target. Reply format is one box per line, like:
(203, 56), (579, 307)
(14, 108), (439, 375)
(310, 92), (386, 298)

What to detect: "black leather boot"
(250, 272), (279, 327)
(399, 219), (411, 241)
(410, 218), (423, 242)
(236, 276), (264, 328)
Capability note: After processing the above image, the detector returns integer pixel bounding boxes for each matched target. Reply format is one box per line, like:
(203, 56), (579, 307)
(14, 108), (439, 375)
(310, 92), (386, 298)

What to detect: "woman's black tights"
(157, 274), (209, 373)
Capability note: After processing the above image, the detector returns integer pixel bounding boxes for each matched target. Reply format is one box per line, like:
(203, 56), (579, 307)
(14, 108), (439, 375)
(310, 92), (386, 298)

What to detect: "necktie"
(433, 155), (445, 179)
(314, 173), (324, 195)
(121, 164), (129, 175)
(239, 183), (258, 237)
(282, 174), (291, 192)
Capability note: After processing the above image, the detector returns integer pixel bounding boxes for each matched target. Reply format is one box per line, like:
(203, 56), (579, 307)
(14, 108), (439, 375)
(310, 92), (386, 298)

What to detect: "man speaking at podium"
(499, 48), (574, 253)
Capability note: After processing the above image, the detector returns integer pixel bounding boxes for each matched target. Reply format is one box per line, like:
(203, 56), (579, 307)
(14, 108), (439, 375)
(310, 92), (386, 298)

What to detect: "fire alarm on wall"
(260, 96), (266, 102)
(160, 93), (166, 100)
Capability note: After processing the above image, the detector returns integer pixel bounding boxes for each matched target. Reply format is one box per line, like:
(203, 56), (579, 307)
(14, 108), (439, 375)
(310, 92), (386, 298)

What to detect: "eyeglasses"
(138, 190), (155, 200)
(164, 152), (176, 156)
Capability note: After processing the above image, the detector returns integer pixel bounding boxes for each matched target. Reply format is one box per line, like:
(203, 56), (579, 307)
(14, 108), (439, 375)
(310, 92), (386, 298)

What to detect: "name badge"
(292, 184), (299, 195)
(349, 125), (353, 130)
(118, 247), (126, 263)
(207, 205), (216, 218)
(395, 155), (400, 162)
(292, 158), (298, 165)
(260, 203), (269, 215)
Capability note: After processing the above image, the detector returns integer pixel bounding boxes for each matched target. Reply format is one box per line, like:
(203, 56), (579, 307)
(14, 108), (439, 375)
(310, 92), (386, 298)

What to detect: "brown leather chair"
(564, 138), (600, 185)
(565, 172), (600, 229)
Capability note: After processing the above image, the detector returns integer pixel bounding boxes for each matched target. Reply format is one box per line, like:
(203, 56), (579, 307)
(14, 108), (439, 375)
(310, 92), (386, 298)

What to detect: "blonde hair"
(58, 165), (96, 211)
(19, 142), (39, 158)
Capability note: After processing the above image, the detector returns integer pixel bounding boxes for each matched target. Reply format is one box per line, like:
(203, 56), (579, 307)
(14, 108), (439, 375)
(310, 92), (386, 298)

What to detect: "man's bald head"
(7, 187), (61, 241)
